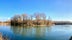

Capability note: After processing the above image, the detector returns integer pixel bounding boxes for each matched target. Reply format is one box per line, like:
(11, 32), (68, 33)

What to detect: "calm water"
(0, 25), (72, 40)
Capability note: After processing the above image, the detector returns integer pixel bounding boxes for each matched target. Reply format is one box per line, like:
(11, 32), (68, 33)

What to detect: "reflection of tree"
(40, 27), (46, 37)
(11, 26), (22, 34)
(35, 27), (41, 37)
(34, 26), (52, 37)
(11, 26), (52, 38)
(11, 26), (34, 36)
(47, 26), (52, 32)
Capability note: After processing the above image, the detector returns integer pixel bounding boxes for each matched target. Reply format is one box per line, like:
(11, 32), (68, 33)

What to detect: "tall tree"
(34, 12), (41, 20)
(30, 15), (33, 20)
(40, 13), (46, 24)
(21, 13), (28, 21)
(11, 14), (21, 25)
(11, 14), (20, 22)
(40, 13), (46, 20)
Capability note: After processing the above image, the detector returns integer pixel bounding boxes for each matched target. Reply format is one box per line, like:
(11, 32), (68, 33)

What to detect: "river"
(0, 25), (72, 40)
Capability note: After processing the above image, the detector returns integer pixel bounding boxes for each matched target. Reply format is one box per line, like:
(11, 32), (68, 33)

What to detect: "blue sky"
(0, 0), (72, 21)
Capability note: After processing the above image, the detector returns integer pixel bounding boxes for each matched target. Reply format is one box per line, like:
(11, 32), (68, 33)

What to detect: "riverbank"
(0, 33), (8, 40)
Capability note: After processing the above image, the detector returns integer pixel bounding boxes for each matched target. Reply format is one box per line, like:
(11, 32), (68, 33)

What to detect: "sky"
(0, 0), (72, 21)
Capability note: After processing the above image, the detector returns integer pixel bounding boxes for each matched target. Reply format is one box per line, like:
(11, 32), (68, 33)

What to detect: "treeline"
(11, 12), (53, 26)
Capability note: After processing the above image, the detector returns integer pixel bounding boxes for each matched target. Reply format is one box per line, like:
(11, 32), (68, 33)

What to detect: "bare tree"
(40, 13), (46, 24)
(40, 13), (46, 20)
(22, 14), (28, 21)
(30, 15), (33, 20)
(47, 16), (52, 25)
(21, 13), (28, 26)
(34, 12), (41, 20)
(34, 12), (43, 25)
(11, 14), (21, 22)
(11, 14), (21, 25)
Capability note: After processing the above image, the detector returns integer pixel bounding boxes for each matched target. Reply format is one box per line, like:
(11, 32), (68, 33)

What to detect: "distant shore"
(0, 22), (10, 26)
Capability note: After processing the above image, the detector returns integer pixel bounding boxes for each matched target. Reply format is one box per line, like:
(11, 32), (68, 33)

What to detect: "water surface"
(0, 25), (72, 40)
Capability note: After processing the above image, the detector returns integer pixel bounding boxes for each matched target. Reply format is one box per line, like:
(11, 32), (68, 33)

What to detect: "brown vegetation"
(11, 13), (53, 26)
(0, 33), (8, 40)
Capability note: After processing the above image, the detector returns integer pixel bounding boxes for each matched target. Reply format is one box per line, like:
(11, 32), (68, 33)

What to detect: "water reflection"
(0, 25), (72, 40)
(10, 25), (72, 40)
(11, 26), (52, 38)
